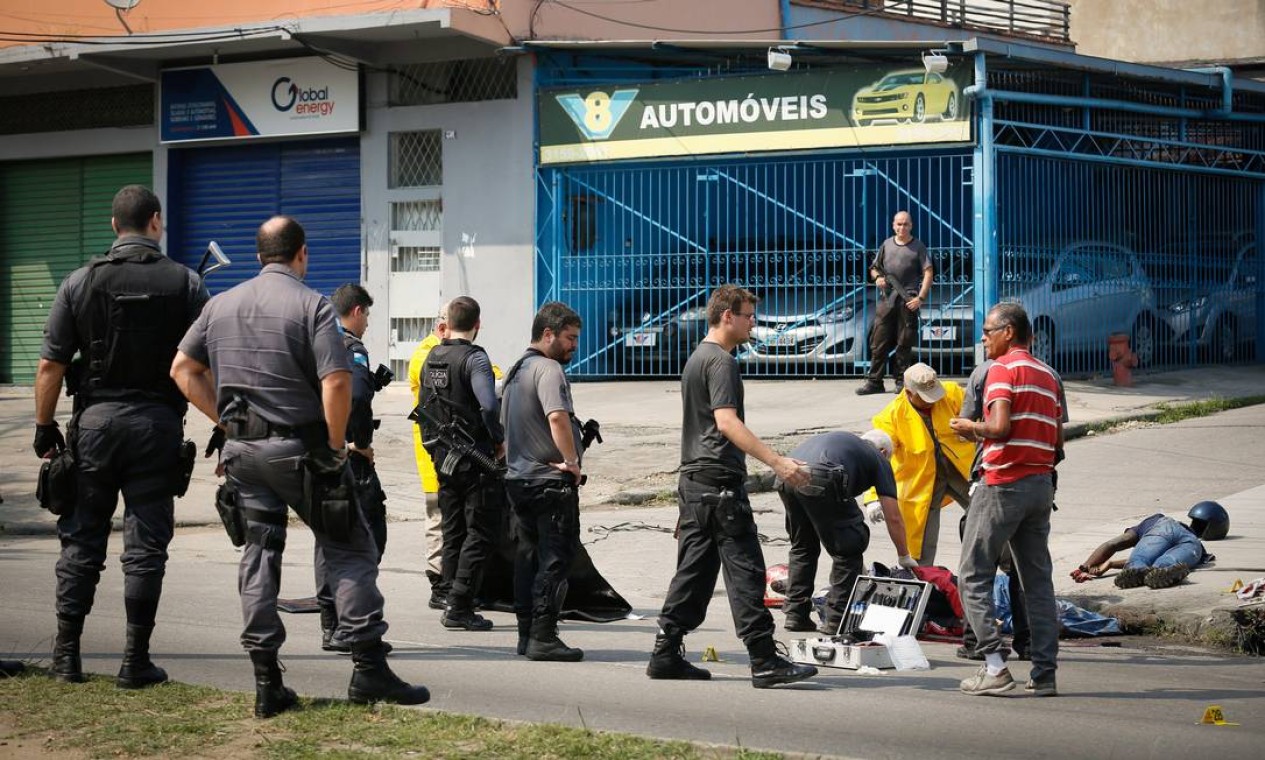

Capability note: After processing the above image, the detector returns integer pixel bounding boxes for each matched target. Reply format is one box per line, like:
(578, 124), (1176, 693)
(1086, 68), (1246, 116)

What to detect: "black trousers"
(438, 467), (505, 607)
(506, 479), (579, 620)
(55, 401), (182, 622)
(658, 475), (775, 648)
(866, 294), (919, 384)
(316, 453), (386, 610)
(778, 486), (870, 631)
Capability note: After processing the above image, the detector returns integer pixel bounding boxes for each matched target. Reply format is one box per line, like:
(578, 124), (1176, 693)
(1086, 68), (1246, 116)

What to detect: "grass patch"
(0, 669), (781, 759)
(1076, 394), (1265, 438)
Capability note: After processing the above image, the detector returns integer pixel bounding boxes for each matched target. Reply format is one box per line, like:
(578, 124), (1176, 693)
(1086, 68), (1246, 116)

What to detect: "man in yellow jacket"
(409, 306), (449, 609)
(863, 362), (974, 565)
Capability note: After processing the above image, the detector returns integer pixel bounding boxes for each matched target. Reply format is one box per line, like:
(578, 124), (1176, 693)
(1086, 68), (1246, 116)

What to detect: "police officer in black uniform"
(646, 284), (817, 688)
(317, 283), (390, 653)
(171, 216), (427, 717)
(34, 185), (208, 689)
(418, 296), (505, 632)
(500, 302), (585, 662)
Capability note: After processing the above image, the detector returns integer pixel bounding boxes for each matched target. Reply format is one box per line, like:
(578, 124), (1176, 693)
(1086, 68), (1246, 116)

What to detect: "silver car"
(1163, 242), (1257, 362)
(740, 283), (975, 373)
(1001, 241), (1160, 367)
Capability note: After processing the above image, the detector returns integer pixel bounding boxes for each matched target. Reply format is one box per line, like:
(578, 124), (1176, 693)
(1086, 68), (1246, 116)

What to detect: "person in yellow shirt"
(409, 304), (449, 609)
(862, 362), (975, 565)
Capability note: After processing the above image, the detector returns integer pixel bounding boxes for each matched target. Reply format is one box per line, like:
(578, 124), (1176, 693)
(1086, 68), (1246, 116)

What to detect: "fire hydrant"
(1107, 333), (1137, 387)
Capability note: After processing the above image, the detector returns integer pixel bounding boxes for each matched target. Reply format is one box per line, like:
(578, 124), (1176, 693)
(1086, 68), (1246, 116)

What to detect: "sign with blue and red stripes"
(161, 57), (359, 143)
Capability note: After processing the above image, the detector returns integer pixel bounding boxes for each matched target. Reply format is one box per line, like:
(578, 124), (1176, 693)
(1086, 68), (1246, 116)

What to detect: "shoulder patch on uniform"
(352, 352), (370, 368)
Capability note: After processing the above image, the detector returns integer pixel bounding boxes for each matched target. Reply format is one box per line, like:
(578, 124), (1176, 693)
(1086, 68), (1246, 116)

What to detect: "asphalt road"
(2, 408), (1264, 758)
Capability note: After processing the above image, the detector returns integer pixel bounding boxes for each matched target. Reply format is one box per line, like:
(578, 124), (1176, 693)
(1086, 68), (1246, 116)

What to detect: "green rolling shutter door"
(0, 153), (152, 383)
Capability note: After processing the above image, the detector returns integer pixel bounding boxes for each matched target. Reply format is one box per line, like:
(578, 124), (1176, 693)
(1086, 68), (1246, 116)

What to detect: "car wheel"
(912, 94), (926, 124)
(943, 93), (957, 120)
(1131, 316), (1157, 368)
(1031, 320), (1055, 366)
(1212, 318), (1237, 362)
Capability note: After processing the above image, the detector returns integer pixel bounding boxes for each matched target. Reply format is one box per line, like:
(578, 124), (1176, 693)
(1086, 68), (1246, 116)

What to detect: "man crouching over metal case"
(647, 284), (818, 689)
(500, 302), (586, 662)
(171, 216), (428, 718)
(777, 430), (914, 636)
(418, 295), (505, 632)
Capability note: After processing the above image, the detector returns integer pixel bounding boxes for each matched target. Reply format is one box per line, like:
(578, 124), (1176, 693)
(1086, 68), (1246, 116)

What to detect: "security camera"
(768, 49), (793, 72)
(922, 53), (949, 75)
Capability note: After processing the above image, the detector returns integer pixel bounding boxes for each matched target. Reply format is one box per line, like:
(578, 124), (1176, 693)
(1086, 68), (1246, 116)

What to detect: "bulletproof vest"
(420, 340), (491, 448)
(74, 242), (192, 408)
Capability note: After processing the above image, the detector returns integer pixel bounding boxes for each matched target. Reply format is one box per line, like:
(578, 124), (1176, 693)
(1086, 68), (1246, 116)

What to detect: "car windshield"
(877, 73), (925, 89)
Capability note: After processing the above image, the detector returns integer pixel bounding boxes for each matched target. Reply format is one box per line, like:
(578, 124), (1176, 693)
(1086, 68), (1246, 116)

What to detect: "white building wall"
(361, 55), (536, 375)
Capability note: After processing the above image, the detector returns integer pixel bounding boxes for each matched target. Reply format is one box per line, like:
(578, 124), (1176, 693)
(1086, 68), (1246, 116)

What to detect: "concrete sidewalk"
(2, 364), (1263, 646)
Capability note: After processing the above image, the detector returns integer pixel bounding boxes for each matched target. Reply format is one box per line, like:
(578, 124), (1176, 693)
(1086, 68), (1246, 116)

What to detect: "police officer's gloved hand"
(33, 422), (65, 458)
(897, 554), (919, 570)
(304, 445), (348, 476)
(864, 501), (885, 524)
(205, 426), (226, 458)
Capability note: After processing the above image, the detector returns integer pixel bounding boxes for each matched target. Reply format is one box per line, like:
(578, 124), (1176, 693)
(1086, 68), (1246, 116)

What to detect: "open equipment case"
(789, 575), (931, 670)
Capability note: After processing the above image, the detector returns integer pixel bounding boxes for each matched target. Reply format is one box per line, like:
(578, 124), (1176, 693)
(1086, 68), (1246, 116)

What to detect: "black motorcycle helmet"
(1187, 501), (1230, 541)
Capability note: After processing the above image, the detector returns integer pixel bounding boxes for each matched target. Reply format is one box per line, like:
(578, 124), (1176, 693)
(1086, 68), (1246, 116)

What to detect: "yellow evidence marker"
(1199, 705), (1239, 726)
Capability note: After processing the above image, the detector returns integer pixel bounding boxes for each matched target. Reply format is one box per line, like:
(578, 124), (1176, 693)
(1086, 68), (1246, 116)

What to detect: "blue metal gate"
(537, 150), (974, 378)
(168, 137), (362, 296)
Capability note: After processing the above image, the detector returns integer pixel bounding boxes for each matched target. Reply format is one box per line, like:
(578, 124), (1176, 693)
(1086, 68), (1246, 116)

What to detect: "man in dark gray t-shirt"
(858, 210), (934, 394)
(501, 301), (587, 663)
(648, 284), (817, 689)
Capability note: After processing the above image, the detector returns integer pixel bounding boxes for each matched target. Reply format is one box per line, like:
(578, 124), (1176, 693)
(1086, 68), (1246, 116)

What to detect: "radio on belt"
(788, 575), (931, 670)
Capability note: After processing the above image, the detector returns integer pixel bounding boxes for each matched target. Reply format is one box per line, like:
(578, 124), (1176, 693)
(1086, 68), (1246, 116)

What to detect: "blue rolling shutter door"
(171, 138), (360, 296)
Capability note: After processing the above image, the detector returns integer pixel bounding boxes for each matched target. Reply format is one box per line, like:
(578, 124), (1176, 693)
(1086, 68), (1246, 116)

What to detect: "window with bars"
(392, 200), (443, 232)
(390, 130), (442, 188)
(392, 316), (436, 343)
(392, 246), (441, 272)
(389, 58), (517, 106)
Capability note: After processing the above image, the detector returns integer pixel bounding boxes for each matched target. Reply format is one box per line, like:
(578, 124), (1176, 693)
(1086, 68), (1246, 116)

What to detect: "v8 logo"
(555, 89), (639, 141)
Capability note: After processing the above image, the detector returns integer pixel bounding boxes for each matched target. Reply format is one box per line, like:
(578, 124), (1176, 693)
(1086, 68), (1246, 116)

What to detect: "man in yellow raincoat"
(862, 362), (974, 565)
(409, 305), (449, 609)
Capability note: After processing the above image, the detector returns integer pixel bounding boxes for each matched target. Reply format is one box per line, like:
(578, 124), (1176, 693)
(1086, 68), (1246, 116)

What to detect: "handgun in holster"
(174, 439), (197, 497)
(215, 483), (247, 547)
(702, 488), (748, 537)
(579, 418), (603, 450)
(36, 449), (78, 517)
(300, 455), (357, 543)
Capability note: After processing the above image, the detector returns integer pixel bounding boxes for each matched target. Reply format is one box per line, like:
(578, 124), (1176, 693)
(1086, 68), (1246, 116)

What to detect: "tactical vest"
(420, 340), (493, 451)
(74, 242), (192, 409)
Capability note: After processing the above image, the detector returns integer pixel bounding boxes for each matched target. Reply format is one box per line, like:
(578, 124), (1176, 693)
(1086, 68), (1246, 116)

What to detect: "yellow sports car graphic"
(852, 69), (960, 127)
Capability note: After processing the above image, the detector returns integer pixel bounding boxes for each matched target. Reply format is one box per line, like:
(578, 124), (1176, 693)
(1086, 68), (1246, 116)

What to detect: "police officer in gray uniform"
(171, 216), (428, 717)
(317, 283), (390, 654)
(34, 185), (208, 689)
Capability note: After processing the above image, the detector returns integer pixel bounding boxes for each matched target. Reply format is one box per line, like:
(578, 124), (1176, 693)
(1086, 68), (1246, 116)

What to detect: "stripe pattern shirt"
(980, 347), (1062, 485)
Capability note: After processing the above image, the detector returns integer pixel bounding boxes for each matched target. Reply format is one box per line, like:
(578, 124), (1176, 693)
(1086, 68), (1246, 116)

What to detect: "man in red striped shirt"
(949, 302), (1063, 698)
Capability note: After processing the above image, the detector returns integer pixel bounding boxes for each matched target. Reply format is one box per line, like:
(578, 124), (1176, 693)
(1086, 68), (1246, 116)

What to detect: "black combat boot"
(646, 634), (711, 680)
(347, 641), (429, 705)
(116, 624), (169, 689)
(0, 660), (26, 678)
(515, 613), (532, 656)
(319, 604), (351, 654)
(52, 615), (86, 684)
(748, 636), (817, 689)
(524, 614), (583, 662)
(426, 573), (447, 611)
(440, 591), (493, 631)
(250, 650), (298, 719)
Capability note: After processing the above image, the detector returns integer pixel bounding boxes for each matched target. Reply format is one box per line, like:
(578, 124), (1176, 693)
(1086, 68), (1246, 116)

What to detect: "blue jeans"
(1125, 517), (1202, 569)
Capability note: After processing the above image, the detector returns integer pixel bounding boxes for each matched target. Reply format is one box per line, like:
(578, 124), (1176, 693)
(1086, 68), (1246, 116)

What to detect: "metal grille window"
(392, 316), (435, 343)
(389, 58), (517, 106)
(0, 84), (153, 135)
(390, 131), (442, 187)
(391, 200), (442, 231)
(392, 246), (441, 272)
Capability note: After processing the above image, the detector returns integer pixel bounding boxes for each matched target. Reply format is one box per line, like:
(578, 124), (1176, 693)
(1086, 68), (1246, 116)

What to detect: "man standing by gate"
(34, 185), (208, 689)
(647, 284), (818, 688)
(857, 210), (934, 395)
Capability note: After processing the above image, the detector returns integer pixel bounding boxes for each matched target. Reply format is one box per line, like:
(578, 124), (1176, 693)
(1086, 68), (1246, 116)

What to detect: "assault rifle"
(408, 396), (504, 478)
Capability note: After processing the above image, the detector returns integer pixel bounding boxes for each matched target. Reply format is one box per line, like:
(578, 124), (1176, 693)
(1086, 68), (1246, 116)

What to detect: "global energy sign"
(161, 57), (360, 143)
(538, 65), (972, 164)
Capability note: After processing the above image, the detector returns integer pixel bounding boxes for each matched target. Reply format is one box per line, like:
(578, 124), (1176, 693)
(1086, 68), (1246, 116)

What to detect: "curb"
(1064, 594), (1246, 652)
